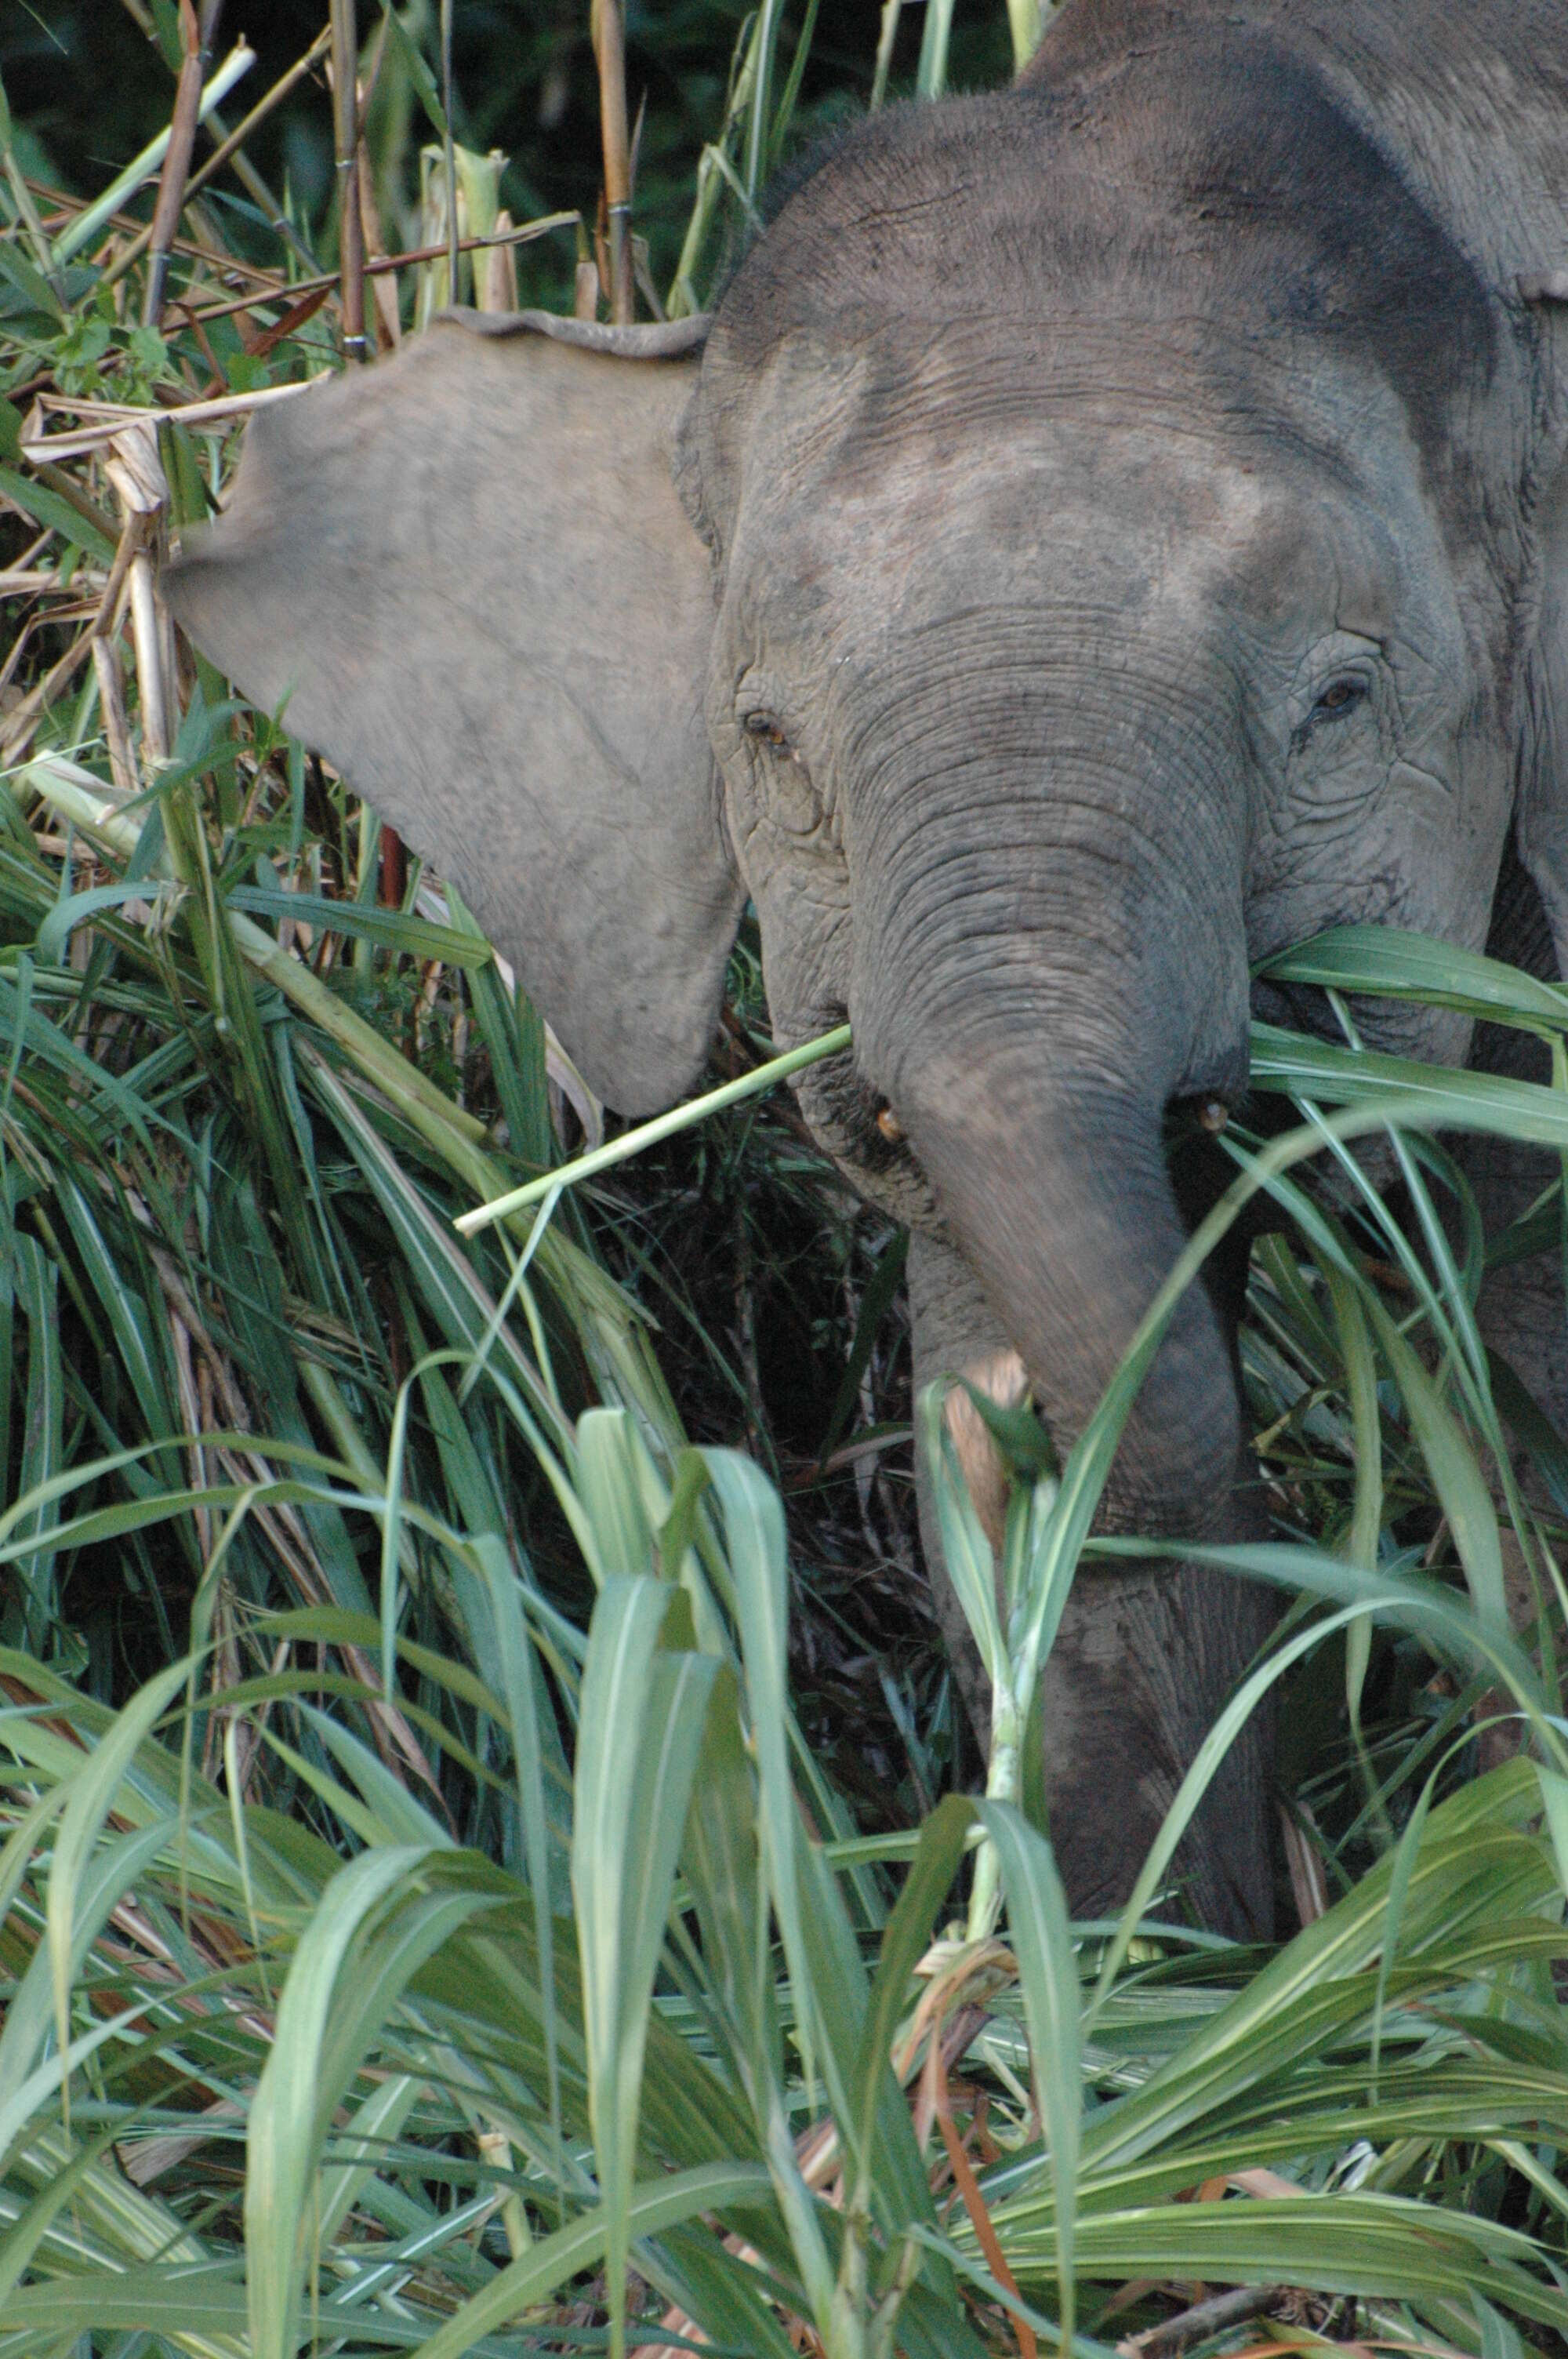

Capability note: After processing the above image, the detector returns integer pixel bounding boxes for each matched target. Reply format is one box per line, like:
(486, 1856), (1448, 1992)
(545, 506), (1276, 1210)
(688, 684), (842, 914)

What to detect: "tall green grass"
(2, 6), (1567, 2353)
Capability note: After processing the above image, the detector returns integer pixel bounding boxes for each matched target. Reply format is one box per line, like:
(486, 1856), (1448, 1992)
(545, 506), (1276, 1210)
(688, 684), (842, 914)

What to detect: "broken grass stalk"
(456, 1024), (853, 1237)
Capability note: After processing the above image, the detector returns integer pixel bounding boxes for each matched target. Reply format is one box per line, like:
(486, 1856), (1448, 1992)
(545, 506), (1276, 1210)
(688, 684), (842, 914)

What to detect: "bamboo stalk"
(455, 1025), (853, 1237)
(93, 639), (137, 798)
(143, 0), (213, 325)
(1007, 0), (1045, 74)
(743, 0), (785, 200)
(329, 0), (367, 362)
(916, 0), (956, 99)
(591, 0), (635, 324)
(102, 29), (333, 293)
(52, 43), (255, 266)
(441, 0), (459, 304)
(871, 2), (903, 111)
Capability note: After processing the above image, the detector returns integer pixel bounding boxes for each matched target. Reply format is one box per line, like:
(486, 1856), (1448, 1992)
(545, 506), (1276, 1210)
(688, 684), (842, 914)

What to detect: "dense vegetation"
(2, 6), (1568, 2354)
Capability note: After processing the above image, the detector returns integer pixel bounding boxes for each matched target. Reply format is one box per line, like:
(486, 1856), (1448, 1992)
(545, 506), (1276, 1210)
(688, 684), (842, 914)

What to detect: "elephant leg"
(1472, 845), (1567, 1378)
(1432, 844), (1568, 1760)
(1457, 1121), (1565, 1761)
(1468, 849), (1568, 1584)
(908, 1229), (1276, 1939)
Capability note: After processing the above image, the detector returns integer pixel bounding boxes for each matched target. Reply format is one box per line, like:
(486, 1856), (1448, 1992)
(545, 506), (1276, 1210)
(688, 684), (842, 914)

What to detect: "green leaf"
(393, 2162), (774, 2359)
(819, 1227), (908, 1462)
(1260, 925), (1568, 1035)
(1363, 1294), (1505, 1637)
(0, 463), (115, 558)
(959, 1379), (1058, 1482)
(224, 883), (492, 964)
(572, 1576), (717, 2359)
(915, 1383), (1007, 1688)
(978, 1800), (1080, 2346)
(0, 243), (60, 325)
(245, 1843), (469, 2359)
(379, 2), (450, 137)
(851, 1793), (972, 2210)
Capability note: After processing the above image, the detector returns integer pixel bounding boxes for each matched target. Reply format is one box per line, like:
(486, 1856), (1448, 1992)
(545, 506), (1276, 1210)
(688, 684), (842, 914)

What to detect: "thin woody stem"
(329, 0), (367, 362)
(100, 31), (332, 293)
(144, 0), (212, 325)
(592, 0), (635, 322)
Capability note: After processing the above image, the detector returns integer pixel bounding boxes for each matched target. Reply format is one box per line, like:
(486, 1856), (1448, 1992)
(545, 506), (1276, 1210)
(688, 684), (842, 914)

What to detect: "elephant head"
(168, 15), (1568, 1933)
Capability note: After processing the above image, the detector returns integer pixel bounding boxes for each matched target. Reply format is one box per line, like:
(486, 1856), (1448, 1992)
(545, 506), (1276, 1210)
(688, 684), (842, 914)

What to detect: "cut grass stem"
(455, 1023), (854, 1234)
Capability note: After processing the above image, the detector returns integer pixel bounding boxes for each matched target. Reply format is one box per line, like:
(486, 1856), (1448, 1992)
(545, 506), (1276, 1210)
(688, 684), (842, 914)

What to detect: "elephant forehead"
(717, 332), (1448, 667)
(726, 402), (1298, 649)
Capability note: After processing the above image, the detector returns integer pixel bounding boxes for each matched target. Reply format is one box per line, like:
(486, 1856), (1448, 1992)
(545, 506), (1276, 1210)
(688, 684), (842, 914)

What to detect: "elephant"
(168, 0), (1568, 1937)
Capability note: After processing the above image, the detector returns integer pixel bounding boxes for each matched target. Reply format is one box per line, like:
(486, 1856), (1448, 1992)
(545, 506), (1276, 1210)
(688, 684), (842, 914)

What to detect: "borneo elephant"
(169, 0), (1568, 1937)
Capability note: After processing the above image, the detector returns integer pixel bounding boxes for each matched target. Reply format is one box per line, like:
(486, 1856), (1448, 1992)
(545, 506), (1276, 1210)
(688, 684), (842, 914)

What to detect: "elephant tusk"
(943, 1349), (1030, 1558)
(1198, 1097), (1229, 1133)
(875, 1101), (905, 1142)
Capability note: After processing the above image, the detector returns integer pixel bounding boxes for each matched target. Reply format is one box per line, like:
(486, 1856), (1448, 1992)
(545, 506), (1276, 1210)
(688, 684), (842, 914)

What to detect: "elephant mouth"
(1249, 973), (1341, 1041)
(811, 1016), (913, 1176)
(793, 1005), (943, 1216)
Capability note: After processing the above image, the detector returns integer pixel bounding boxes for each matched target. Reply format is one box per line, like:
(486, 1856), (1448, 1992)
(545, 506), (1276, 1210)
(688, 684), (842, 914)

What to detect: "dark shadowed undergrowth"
(2, 6), (1568, 2355)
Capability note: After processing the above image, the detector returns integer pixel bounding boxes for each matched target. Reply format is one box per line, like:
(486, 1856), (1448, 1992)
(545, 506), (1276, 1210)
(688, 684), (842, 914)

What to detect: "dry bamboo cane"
(103, 27), (333, 293)
(591, 0), (635, 324)
(441, 0), (459, 304)
(327, 1), (401, 890)
(110, 28), (337, 300)
(143, 0), (214, 325)
(181, 216), (579, 326)
(329, 0), (368, 362)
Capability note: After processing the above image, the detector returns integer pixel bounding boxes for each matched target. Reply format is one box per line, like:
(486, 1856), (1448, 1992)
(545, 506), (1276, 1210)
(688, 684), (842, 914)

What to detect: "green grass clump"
(2, 7), (1568, 2354)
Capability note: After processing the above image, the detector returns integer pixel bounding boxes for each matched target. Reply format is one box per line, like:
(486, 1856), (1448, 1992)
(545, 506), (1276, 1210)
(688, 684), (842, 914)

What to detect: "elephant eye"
(1312, 674), (1368, 722)
(743, 710), (790, 750)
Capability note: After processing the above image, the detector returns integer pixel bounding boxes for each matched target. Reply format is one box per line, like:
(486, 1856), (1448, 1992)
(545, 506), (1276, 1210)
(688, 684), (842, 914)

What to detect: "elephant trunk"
(910, 1059), (1236, 1530)
(855, 759), (1251, 1530)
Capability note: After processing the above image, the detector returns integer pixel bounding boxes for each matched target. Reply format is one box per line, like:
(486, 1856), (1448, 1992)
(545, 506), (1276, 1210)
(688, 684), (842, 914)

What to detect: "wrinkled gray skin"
(169, 0), (1568, 1936)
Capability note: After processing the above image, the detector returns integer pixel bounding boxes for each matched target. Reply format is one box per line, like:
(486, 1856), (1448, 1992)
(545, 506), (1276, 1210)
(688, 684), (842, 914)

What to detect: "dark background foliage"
(5, 2), (1012, 306)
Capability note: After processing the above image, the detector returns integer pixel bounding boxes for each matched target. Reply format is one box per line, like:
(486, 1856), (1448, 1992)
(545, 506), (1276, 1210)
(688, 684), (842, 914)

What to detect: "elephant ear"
(167, 312), (740, 1115)
(1515, 274), (1568, 978)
